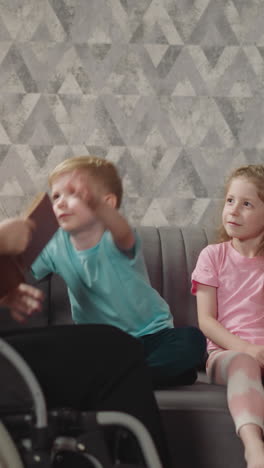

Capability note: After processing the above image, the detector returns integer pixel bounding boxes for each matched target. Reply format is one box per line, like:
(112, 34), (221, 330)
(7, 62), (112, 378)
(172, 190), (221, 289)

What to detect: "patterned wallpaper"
(1, 0), (264, 228)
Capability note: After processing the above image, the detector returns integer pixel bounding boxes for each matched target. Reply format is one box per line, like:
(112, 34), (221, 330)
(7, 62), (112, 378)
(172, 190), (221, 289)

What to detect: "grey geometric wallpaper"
(1, 0), (264, 228)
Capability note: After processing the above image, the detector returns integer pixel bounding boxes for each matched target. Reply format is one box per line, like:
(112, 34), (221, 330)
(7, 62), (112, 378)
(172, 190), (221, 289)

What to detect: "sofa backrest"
(137, 226), (216, 327)
(0, 225), (217, 332)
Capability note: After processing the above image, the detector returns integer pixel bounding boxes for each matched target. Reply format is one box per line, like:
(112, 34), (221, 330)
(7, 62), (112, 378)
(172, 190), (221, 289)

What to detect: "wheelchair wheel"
(0, 421), (24, 468)
(52, 450), (101, 467)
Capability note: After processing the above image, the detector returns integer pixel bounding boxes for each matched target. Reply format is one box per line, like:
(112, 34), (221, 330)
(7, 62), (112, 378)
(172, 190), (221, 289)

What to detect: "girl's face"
(222, 176), (264, 242)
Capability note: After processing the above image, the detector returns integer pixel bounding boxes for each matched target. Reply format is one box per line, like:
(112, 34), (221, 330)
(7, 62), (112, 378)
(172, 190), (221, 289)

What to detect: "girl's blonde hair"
(218, 164), (264, 254)
(49, 156), (123, 208)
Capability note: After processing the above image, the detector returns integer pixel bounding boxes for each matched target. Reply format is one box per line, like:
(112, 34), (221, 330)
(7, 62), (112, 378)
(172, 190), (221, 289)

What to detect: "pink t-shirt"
(191, 241), (264, 351)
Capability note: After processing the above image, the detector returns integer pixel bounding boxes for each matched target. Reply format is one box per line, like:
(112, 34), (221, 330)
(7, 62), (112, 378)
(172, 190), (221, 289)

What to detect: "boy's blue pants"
(139, 326), (206, 388)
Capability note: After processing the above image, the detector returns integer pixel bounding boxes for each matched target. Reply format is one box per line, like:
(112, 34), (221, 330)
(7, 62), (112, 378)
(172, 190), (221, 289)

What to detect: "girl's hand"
(244, 343), (264, 367)
(1, 284), (44, 323)
(0, 218), (35, 255)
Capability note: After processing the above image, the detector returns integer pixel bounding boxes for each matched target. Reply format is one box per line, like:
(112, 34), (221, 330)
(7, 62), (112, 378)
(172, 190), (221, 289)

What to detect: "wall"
(0, 0), (264, 227)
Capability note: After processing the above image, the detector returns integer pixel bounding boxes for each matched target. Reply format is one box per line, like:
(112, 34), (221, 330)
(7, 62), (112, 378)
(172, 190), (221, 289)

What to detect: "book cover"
(0, 193), (59, 298)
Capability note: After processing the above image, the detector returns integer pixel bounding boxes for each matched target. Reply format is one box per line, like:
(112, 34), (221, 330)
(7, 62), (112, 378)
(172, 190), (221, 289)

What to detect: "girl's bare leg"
(207, 351), (264, 468)
(240, 424), (264, 468)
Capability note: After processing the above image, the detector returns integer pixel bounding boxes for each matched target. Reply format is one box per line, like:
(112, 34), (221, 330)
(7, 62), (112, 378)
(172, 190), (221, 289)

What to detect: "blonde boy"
(32, 156), (206, 387)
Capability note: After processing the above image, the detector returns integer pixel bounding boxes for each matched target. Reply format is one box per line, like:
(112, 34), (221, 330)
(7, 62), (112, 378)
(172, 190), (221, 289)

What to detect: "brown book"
(0, 192), (59, 298)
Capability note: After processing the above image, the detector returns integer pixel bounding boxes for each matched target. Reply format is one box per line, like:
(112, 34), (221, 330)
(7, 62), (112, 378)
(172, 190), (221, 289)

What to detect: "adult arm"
(0, 217), (44, 322)
(0, 218), (34, 255)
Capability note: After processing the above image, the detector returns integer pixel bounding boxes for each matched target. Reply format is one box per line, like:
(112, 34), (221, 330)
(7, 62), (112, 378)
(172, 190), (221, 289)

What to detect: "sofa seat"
(156, 381), (245, 468)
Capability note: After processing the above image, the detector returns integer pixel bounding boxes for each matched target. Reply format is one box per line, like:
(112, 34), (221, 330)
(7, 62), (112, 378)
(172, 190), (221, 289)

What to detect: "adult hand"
(0, 218), (35, 255)
(1, 284), (44, 323)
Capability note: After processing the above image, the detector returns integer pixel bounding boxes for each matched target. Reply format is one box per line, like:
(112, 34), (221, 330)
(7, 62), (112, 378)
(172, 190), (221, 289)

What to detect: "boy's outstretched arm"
(91, 201), (135, 251)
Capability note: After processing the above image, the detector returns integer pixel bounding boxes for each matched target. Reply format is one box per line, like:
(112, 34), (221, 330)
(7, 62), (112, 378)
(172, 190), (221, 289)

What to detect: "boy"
(32, 156), (206, 387)
(0, 216), (171, 467)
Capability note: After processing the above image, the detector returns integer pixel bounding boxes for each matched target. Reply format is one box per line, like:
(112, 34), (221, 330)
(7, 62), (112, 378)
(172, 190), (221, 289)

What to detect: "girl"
(192, 165), (264, 468)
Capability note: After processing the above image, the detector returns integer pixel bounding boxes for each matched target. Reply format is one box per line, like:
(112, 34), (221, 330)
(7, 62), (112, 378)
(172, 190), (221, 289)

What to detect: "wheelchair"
(0, 338), (163, 468)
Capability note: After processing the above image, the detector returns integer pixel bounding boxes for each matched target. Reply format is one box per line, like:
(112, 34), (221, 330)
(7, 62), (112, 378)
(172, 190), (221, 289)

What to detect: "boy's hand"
(0, 218), (35, 255)
(66, 169), (135, 251)
(1, 284), (44, 323)
(66, 171), (101, 211)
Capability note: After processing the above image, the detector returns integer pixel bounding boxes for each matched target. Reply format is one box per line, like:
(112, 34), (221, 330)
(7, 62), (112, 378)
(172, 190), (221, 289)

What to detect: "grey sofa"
(0, 225), (245, 468)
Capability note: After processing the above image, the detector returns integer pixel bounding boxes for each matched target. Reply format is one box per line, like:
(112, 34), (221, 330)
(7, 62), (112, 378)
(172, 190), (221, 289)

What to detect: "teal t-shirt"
(31, 228), (174, 337)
